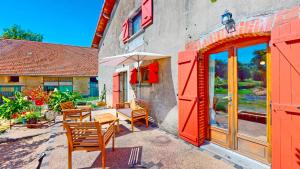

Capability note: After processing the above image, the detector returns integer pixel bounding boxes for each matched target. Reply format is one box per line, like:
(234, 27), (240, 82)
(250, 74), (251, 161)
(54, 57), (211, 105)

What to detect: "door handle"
(223, 94), (232, 102)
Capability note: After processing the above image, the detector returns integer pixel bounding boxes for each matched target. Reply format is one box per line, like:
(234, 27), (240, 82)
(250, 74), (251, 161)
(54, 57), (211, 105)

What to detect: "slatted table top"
(94, 113), (118, 124)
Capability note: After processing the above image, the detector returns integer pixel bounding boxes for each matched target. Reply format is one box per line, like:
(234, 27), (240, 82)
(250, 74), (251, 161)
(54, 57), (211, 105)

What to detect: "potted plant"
(25, 112), (40, 128)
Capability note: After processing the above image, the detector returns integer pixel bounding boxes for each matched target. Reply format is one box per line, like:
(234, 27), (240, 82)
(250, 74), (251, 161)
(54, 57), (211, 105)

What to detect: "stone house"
(0, 39), (99, 98)
(92, 0), (300, 168)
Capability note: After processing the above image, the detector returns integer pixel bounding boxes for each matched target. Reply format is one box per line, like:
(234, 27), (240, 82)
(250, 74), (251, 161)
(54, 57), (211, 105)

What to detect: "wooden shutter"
(178, 50), (200, 146)
(141, 0), (153, 28)
(271, 18), (300, 169)
(113, 73), (120, 108)
(122, 19), (130, 42)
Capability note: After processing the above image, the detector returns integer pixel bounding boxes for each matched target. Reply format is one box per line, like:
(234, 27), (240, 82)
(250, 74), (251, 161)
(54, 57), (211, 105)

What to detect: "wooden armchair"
(64, 121), (116, 169)
(116, 99), (149, 131)
(60, 101), (92, 122)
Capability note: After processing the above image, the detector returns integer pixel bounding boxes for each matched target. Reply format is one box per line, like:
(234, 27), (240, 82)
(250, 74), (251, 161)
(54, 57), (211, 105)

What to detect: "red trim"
(91, 0), (116, 48)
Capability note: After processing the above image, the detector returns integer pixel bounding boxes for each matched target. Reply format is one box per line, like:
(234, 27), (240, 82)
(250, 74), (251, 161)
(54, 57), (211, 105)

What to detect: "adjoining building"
(93, 0), (300, 168)
(0, 39), (99, 99)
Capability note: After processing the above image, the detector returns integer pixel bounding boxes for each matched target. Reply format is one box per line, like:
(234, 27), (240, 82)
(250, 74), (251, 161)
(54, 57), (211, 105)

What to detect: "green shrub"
(48, 90), (82, 112)
(25, 112), (40, 120)
(0, 92), (32, 120)
(215, 101), (228, 113)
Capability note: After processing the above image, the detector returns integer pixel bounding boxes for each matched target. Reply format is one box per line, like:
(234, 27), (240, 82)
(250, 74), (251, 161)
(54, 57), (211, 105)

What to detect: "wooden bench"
(116, 99), (149, 131)
(64, 121), (116, 169)
(60, 101), (92, 123)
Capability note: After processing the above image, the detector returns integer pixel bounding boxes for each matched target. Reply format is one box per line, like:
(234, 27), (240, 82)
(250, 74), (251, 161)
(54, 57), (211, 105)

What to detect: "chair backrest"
(64, 122), (103, 149)
(135, 99), (149, 112)
(60, 101), (76, 110)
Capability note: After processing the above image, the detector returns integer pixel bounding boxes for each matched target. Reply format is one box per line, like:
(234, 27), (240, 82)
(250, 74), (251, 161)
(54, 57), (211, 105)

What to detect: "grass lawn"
(215, 88), (253, 95)
(77, 96), (99, 102)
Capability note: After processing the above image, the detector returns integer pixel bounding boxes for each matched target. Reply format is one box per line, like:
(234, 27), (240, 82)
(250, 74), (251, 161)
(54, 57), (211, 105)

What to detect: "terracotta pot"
(27, 119), (38, 128)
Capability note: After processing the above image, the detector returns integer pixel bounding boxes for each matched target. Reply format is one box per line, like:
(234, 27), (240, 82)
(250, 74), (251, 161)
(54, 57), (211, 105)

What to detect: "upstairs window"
(9, 76), (19, 82)
(132, 11), (142, 35)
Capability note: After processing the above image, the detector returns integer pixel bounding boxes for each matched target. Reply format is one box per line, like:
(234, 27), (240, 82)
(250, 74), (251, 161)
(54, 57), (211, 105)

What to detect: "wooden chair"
(60, 101), (92, 123)
(64, 121), (116, 169)
(116, 99), (149, 131)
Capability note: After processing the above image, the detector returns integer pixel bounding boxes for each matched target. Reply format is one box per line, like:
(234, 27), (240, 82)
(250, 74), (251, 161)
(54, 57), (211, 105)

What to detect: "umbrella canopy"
(99, 52), (170, 98)
(99, 52), (169, 66)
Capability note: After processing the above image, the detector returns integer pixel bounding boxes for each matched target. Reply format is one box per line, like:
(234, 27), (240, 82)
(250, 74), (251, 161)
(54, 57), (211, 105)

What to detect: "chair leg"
(145, 116), (149, 128)
(117, 119), (120, 133)
(101, 148), (106, 169)
(112, 133), (115, 151)
(68, 148), (72, 169)
(89, 110), (92, 121)
(131, 118), (134, 132)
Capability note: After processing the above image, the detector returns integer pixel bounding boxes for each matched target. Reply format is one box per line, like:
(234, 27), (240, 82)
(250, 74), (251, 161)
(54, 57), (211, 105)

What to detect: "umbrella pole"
(137, 56), (141, 98)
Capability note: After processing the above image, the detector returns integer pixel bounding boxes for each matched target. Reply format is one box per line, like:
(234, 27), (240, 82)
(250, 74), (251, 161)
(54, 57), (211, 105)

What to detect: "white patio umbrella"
(100, 52), (170, 97)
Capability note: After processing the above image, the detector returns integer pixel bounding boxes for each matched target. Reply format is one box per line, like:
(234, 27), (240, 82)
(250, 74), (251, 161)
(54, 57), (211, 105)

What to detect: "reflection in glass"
(209, 51), (229, 129)
(237, 43), (267, 140)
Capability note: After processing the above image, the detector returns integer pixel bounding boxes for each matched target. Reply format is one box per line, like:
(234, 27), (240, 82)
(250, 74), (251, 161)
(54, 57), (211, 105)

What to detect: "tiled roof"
(0, 39), (99, 76)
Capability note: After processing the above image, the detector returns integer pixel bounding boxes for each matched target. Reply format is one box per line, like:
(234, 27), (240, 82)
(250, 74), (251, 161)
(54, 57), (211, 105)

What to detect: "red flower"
(35, 100), (44, 106)
(11, 113), (19, 119)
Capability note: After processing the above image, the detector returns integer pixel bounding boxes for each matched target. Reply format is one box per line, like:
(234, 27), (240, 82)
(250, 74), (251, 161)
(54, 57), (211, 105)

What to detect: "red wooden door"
(113, 73), (120, 108)
(271, 18), (300, 169)
(178, 50), (200, 146)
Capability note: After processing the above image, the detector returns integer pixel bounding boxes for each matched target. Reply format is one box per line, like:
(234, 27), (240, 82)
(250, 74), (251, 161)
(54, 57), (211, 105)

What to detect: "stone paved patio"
(42, 109), (234, 169)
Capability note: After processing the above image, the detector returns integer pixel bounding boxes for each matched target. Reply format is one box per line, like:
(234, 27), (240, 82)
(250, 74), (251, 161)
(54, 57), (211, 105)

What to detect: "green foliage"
(210, 0), (217, 3)
(216, 101), (227, 112)
(48, 90), (82, 112)
(0, 92), (32, 120)
(1, 24), (43, 42)
(25, 112), (40, 120)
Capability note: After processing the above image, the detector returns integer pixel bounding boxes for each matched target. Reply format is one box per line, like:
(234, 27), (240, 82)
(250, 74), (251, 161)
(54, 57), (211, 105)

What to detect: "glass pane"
(237, 43), (267, 140)
(59, 86), (73, 92)
(132, 12), (141, 35)
(209, 51), (229, 129)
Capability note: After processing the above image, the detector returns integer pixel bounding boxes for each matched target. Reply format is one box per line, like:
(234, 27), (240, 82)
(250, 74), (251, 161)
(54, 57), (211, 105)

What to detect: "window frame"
(129, 8), (144, 38)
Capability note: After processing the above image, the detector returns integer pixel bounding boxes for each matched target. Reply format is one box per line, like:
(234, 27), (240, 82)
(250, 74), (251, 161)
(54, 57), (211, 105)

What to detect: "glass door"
(208, 50), (233, 147)
(207, 41), (271, 163)
(235, 43), (270, 163)
(119, 71), (128, 103)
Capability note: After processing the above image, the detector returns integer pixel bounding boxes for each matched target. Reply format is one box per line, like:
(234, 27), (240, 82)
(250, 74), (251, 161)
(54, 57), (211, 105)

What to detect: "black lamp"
(221, 10), (236, 33)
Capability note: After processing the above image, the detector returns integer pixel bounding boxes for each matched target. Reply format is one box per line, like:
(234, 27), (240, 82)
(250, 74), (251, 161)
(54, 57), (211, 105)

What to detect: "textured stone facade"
(98, 0), (299, 135)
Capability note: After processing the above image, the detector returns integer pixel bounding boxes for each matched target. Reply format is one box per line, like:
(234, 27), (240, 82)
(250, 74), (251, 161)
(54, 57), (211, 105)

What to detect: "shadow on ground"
(0, 134), (49, 168)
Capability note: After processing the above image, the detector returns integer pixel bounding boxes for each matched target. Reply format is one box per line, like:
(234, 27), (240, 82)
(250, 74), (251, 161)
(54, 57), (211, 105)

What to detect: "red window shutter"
(130, 68), (138, 84)
(148, 62), (159, 83)
(112, 73), (120, 108)
(122, 19), (130, 42)
(178, 50), (201, 146)
(271, 17), (300, 169)
(141, 0), (153, 28)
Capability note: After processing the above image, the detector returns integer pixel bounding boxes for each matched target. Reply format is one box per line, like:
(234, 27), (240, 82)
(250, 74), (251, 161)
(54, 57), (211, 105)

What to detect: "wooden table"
(94, 113), (119, 133)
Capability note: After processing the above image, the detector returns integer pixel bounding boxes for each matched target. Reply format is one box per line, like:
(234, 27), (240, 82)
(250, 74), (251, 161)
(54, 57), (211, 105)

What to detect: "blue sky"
(0, 0), (103, 47)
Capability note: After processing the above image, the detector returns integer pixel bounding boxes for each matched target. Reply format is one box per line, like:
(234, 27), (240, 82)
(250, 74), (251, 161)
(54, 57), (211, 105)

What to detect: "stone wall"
(98, 0), (299, 135)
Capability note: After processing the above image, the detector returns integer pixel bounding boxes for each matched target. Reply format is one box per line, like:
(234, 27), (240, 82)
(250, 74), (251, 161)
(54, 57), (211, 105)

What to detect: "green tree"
(251, 49), (267, 87)
(1, 24), (43, 42)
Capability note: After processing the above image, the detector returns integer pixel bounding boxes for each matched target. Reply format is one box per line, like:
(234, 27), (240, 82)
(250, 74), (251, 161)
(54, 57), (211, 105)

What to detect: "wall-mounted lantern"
(221, 10), (236, 33)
